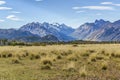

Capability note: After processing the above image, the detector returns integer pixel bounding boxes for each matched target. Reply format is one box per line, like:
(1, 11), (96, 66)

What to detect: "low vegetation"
(0, 44), (120, 80)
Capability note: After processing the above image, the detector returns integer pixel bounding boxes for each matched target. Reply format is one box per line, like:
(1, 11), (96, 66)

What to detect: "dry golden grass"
(0, 44), (120, 80)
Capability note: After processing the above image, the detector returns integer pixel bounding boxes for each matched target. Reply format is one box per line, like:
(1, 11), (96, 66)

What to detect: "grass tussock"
(0, 44), (119, 79)
(63, 61), (76, 72)
(11, 58), (20, 64)
(30, 54), (41, 60)
(101, 61), (108, 70)
(41, 58), (53, 66)
(79, 66), (87, 77)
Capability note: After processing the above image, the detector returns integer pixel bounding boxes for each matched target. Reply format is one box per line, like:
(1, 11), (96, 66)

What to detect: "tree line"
(0, 39), (120, 46)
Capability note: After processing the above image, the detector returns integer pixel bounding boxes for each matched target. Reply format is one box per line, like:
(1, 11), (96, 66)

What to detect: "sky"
(0, 0), (120, 29)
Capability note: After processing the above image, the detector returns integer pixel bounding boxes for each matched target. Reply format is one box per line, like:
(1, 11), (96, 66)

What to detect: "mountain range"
(73, 19), (120, 41)
(0, 19), (120, 42)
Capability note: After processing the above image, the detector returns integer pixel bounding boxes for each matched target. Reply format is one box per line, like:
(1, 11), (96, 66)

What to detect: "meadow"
(0, 44), (120, 80)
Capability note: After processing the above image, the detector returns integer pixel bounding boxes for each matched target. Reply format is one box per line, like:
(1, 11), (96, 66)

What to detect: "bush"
(25, 52), (29, 56)
(72, 44), (78, 47)
(30, 54), (41, 60)
(96, 56), (104, 60)
(89, 53), (97, 62)
(101, 50), (105, 54)
(41, 65), (51, 70)
(2, 54), (7, 58)
(111, 53), (120, 58)
(80, 71), (87, 77)
(17, 55), (22, 60)
(40, 53), (47, 56)
(0, 54), (1, 58)
(81, 53), (90, 57)
(41, 59), (52, 66)
(1, 53), (13, 58)
(68, 67), (76, 72)
(79, 66), (87, 77)
(61, 50), (72, 56)
(91, 58), (96, 62)
(67, 56), (77, 61)
(7, 53), (13, 57)
(35, 55), (41, 59)
(102, 65), (107, 70)
(101, 61), (108, 70)
(57, 55), (62, 59)
(63, 62), (76, 72)
(87, 50), (95, 53)
(11, 58), (20, 64)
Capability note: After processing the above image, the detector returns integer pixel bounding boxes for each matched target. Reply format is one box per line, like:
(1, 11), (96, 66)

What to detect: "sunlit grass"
(0, 44), (120, 80)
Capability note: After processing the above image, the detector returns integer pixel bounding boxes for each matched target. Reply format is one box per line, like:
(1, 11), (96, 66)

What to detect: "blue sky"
(0, 0), (120, 29)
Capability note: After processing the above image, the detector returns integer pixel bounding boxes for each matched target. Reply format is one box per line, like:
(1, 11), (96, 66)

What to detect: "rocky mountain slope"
(19, 22), (75, 41)
(0, 19), (120, 42)
(0, 29), (59, 42)
(72, 19), (120, 41)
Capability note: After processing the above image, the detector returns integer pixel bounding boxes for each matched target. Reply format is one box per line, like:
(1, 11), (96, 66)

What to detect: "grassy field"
(0, 44), (120, 80)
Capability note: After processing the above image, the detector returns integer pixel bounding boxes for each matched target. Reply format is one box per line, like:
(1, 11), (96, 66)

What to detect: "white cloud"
(35, 0), (43, 1)
(72, 6), (114, 10)
(0, 19), (4, 22)
(101, 2), (120, 6)
(0, 1), (6, 5)
(6, 15), (21, 21)
(72, 7), (81, 10)
(80, 6), (114, 10)
(0, 7), (12, 10)
(76, 10), (85, 13)
(101, 2), (113, 5)
(11, 11), (21, 14)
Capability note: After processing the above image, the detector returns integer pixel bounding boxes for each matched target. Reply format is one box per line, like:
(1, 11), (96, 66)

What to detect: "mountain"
(41, 35), (59, 42)
(0, 29), (37, 40)
(0, 29), (59, 42)
(19, 22), (75, 41)
(72, 19), (120, 41)
(0, 20), (120, 42)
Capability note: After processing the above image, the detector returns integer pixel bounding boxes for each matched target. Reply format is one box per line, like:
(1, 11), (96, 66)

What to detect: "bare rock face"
(19, 22), (75, 41)
(72, 19), (120, 41)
